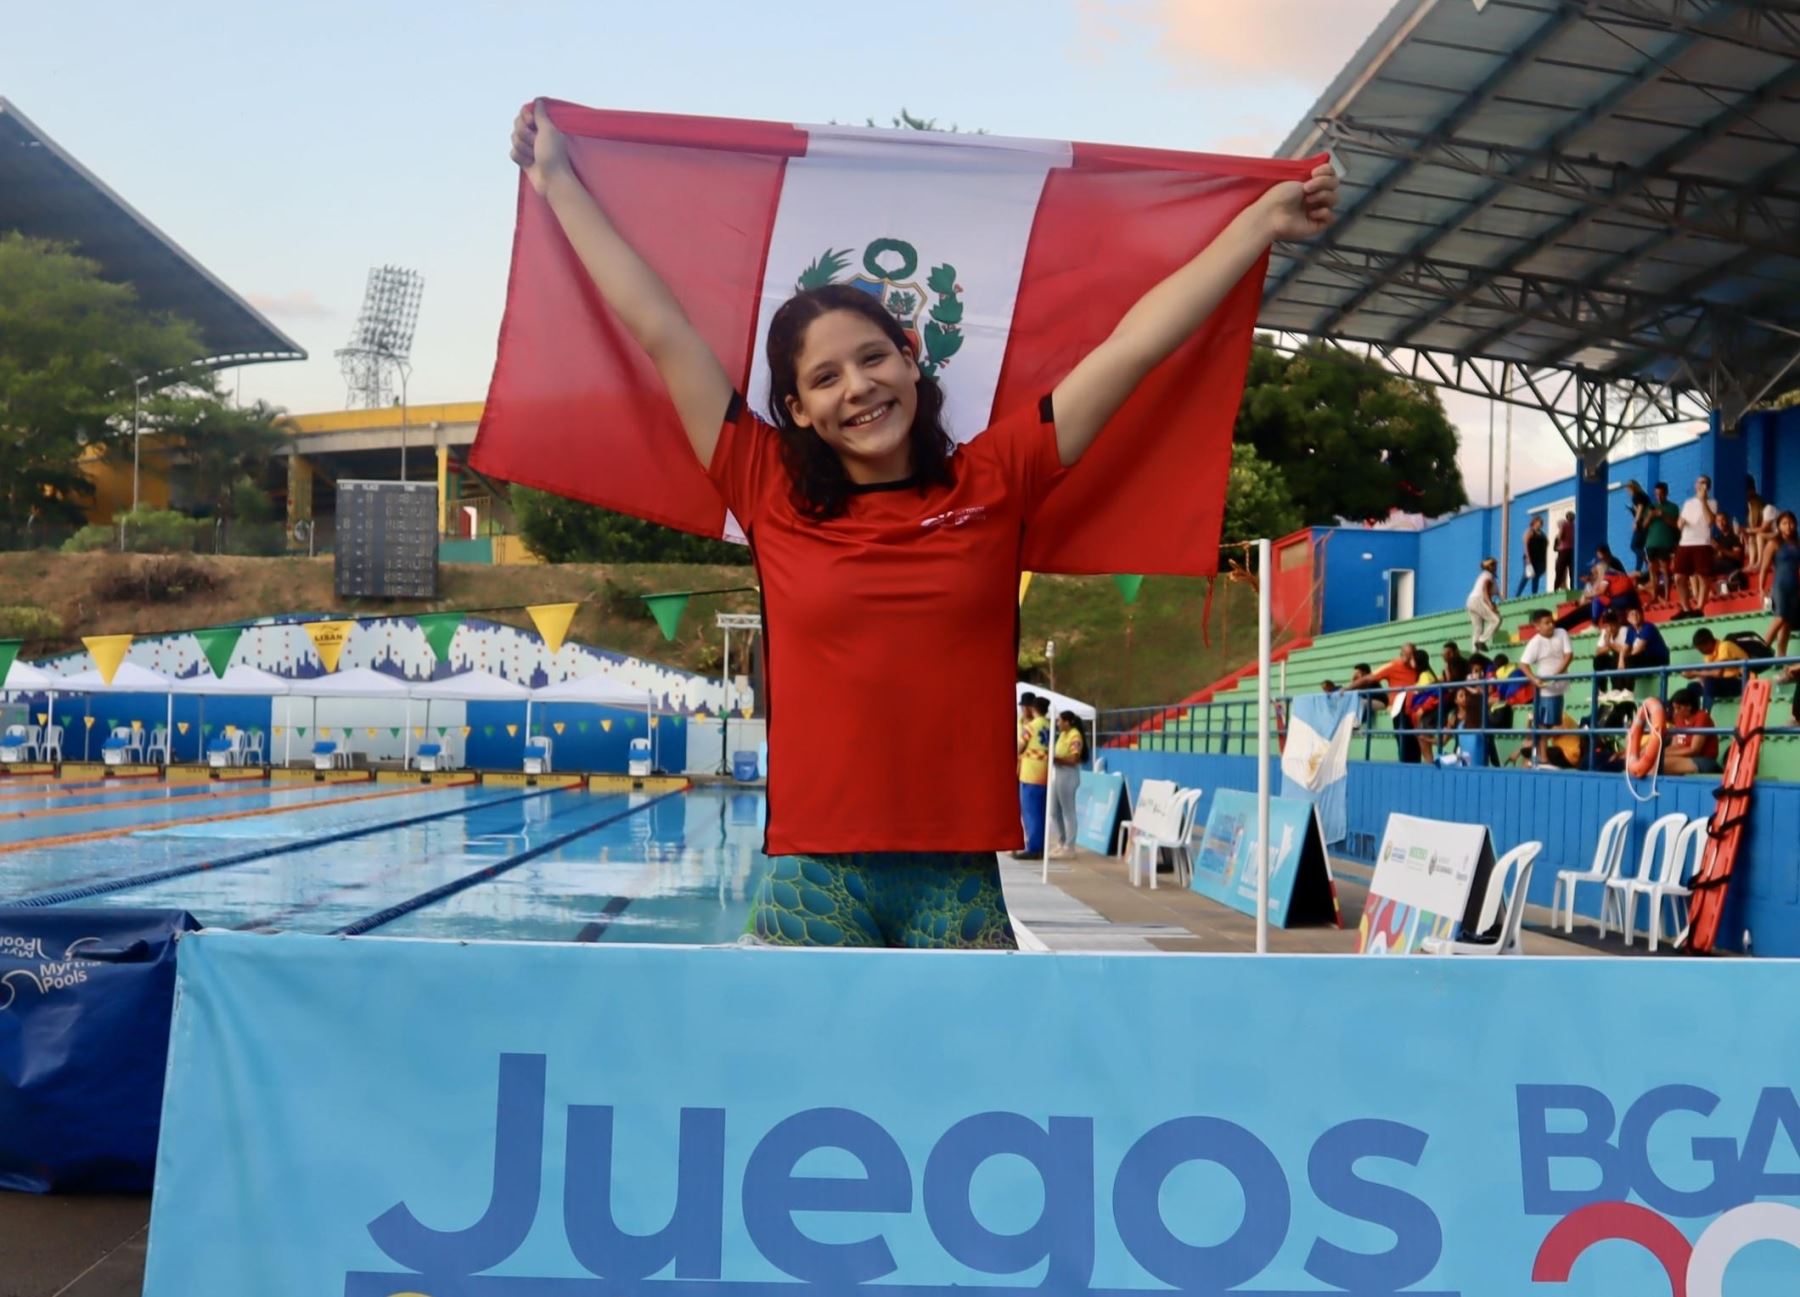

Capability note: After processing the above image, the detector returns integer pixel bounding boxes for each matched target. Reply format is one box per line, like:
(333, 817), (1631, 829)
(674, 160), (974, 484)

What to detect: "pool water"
(0, 782), (770, 944)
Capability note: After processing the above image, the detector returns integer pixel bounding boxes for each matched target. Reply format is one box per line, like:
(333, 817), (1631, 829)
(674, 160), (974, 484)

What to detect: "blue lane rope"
(332, 788), (685, 936)
(10, 785), (569, 909)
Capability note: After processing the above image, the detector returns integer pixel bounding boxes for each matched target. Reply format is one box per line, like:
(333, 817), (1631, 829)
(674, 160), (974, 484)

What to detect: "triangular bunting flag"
(223, 724), (235, 737)
(177, 722), (190, 735)
(1019, 572), (1033, 605)
(0, 640), (20, 686)
(695, 709), (709, 722)
(482, 725), (494, 737)
(530, 724), (543, 737)
(193, 626), (244, 678)
(1113, 574), (1145, 605)
(415, 612), (465, 662)
(413, 727), (425, 738)
(366, 727), (379, 738)
(297, 727), (308, 738)
(741, 705), (754, 719)
(599, 719), (611, 732)
(650, 716), (660, 729)
(553, 722), (565, 735)
(578, 720), (590, 733)
(437, 726), (449, 738)
(319, 727), (331, 738)
(35, 712), (47, 726)
(624, 718), (636, 731)
(274, 727), (285, 737)
(83, 635), (135, 686)
(84, 716), (96, 729)
(304, 620), (355, 672)
(132, 719), (143, 731)
(526, 603), (579, 656)
(105, 716), (118, 730)
(201, 722), (215, 736)
(506, 724), (519, 738)
(643, 594), (689, 642)
(390, 727), (401, 738)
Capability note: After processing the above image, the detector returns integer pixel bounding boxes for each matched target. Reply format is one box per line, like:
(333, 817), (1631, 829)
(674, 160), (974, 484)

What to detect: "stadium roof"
(1261, 0), (1800, 447)
(0, 96), (305, 369)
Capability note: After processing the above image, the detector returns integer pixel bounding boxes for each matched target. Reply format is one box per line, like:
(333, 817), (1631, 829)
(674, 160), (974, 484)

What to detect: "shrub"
(0, 605), (61, 641)
(94, 555), (217, 604)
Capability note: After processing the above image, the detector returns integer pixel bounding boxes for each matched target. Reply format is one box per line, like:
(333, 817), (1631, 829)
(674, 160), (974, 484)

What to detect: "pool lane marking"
(0, 778), (120, 805)
(0, 779), (475, 859)
(9, 782), (566, 908)
(0, 779), (290, 822)
(333, 788), (685, 936)
(233, 789), (607, 931)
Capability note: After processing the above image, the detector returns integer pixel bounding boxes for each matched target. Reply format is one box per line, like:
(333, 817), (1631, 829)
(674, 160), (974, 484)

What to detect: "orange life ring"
(1626, 698), (1666, 779)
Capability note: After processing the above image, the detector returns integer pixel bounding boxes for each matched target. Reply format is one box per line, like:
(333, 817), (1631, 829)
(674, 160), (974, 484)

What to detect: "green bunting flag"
(483, 725), (495, 737)
(0, 640), (21, 686)
(625, 717), (638, 731)
(1113, 574), (1145, 605)
(389, 727), (401, 738)
(576, 720), (589, 734)
(297, 727), (308, 738)
(436, 726), (448, 738)
(415, 612), (465, 662)
(643, 594), (691, 642)
(105, 716), (119, 731)
(201, 722), (215, 736)
(193, 626), (244, 679)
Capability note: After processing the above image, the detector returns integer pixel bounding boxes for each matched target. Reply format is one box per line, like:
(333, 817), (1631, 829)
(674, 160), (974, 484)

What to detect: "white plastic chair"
(1602, 812), (1687, 941)
(242, 730), (265, 765)
(143, 726), (167, 765)
(40, 724), (63, 763)
(1167, 788), (1206, 889)
(1423, 841), (1542, 956)
(1551, 809), (1632, 934)
(1125, 781), (1191, 888)
(523, 735), (554, 774)
(1621, 816), (1706, 952)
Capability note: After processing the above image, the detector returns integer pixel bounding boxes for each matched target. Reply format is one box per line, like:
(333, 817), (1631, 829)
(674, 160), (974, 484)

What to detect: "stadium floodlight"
(335, 265), (424, 410)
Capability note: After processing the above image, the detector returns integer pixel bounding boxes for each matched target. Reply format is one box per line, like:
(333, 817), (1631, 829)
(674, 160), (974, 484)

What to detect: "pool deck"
(3, 846), (1677, 1297)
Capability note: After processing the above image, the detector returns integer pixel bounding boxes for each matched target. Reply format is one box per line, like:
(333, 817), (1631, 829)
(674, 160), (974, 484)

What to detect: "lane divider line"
(0, 779), (288, 823)
(0, 779), (477, 868)
(334, 789), (684, 936)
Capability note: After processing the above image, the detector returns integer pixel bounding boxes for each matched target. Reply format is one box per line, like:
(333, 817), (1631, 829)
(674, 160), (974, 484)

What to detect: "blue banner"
(1188, 788), (1338, 928)
(147, 932), (1800, 1296)
(1074, 768), (1126, 855)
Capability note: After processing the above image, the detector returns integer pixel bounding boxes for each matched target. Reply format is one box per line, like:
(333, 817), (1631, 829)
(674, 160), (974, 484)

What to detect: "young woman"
(1049, 710), (1085, 859)
(1766, 510), (1799, 660)
(509, 102), (1338, 947)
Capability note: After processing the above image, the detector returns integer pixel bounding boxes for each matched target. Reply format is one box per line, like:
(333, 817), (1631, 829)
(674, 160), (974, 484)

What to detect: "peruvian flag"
(472, 101), (1317, 575)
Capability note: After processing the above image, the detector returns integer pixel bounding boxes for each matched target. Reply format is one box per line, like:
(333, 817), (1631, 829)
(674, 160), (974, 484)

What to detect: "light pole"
(396, 360), (412, 483)
(122, 374), (148, 552)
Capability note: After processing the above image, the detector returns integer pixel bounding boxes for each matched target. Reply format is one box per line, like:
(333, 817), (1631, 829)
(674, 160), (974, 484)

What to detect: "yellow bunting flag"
(741, 705), (754, 719)
(177, 722), (189, 735)
(1019, 571), (1033, 605)
(82, 634), (135, 686)
(461, 726), (472, 738)
(505, 724), (519, 738)
(649, 716), (659, 728)
(526, 602), (579, 656)
(553, 722), (565, 735)
(695, 709), (709, 722)
(35, 713), (47, 726)
(600, 719), (612, 732)
(84, 716), (96, 729)
(366, 727), (378, 738)
(319, 727), (332, 738)
(274, 727), (285, 737)
(304, 620), (355, 672)
(413, 727), (425, 738)
(224, 725), (236, 737)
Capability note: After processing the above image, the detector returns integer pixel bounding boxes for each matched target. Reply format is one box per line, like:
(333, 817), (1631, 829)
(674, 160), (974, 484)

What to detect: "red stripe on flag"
(469, 103), (801, 536)
(997, 144), (1315, 575)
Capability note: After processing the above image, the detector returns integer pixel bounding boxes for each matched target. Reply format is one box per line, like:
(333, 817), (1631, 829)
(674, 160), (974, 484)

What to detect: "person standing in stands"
(1518, 516), (1548, 597)
(1553, 510), (1576, 591)
(1765, 510), (1798, 659)
(1518, 609), (1573, 767)
(1673, 476), (1717, 617)
(1349, 645), (1421, 764)
(1625, 480), (1652, 578)
(1465, 556), (1502, 652)
(1049, 710), (1085, 858)
(1645, 481), (1680, 605)
(1016, 694), (1050, 860)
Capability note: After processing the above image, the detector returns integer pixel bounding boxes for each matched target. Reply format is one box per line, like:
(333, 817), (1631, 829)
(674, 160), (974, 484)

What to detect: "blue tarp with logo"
(145, 931), (1800, 1295)
(0, 907), (199, 1192)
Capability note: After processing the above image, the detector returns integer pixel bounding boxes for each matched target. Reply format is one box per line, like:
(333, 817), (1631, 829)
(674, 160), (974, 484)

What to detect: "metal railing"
(1100, 654), (1800, 774)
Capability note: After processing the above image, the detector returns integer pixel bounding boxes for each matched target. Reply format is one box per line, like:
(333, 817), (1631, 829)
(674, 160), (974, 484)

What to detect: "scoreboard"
(333, 480), (438, 599)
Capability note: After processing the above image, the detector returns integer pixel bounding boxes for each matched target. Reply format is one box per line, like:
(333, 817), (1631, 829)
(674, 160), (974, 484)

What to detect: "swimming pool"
(0, 780), (771, 945)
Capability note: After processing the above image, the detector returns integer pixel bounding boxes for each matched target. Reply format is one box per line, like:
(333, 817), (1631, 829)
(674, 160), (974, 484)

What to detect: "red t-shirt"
(1673, 710), (1719, 761)
(708, 394), (1065, 855)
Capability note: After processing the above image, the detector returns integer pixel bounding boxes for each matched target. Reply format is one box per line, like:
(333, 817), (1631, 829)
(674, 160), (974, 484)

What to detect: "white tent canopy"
(58, 662), (175, 693)
(413, 670), (531, 702)
(531, 673), (656, 707)
(288, 667), (413, 699)
(169, 666), (293, 695)
(1015, 682), (1096, 723)
(2, 661), (58, 693)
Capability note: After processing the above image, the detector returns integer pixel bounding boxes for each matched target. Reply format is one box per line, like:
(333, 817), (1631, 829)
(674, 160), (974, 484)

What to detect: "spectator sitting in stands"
(1486, 652), (1523, 752)
(1712, 514), (1747, 594)
(1594, 544), (1628, 575)
(1443, 687), (1495, 768)
(1618, 604), (1671, 680)
(1682, 628), (1749, 712)
(1405, 648), (1444, 763)
(1557, 559), (1638, 632)
(1440, 641), (1469, 683)
(1320, 680), (1339, 694)
(1593, 611), (1626, 684)
(1663, 687), (1722, 777)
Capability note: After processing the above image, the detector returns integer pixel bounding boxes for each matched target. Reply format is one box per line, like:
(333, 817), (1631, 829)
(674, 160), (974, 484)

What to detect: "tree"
(513, 488), (752, 565)
(0, 234), (206, 539)
(1234, 340), (1467, 524)
(1222, 442), (1302, 544)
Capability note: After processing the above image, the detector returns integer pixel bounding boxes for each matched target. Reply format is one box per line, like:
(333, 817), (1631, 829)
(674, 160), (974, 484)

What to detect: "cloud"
(1076, 0), (1391, 86)
(246, 289), (334, 320)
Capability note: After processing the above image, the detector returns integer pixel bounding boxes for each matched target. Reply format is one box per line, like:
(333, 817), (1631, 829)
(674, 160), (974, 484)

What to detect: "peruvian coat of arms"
(796, 239), (965, 378)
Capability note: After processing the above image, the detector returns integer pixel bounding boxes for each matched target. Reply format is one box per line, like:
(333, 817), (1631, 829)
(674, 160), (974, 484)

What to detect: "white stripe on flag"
(745, 125), (1073, 445)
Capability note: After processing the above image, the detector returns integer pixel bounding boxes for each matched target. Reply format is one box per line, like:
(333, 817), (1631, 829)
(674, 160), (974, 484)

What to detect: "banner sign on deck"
(1359, 812), (1495, 953)
(1073, 768), (1127, 855)
(1188, 788), (1342, 928)
(144, 932), (1800, 1296)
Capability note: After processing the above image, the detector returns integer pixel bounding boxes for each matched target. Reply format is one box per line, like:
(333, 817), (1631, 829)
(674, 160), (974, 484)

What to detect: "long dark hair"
(763, 285), (955, 521)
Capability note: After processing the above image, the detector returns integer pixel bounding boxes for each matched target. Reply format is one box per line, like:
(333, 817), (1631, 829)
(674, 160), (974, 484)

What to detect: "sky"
(4, 0), (1657, 507)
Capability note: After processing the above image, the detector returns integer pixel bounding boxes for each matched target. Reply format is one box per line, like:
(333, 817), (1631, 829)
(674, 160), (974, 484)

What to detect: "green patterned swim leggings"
(749, 852), (1017, 949)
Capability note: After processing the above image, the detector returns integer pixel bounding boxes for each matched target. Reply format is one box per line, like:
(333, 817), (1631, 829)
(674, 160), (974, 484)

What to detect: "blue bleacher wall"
(1317, 406), (1800, 632)
(1106, 749), (1800, 956)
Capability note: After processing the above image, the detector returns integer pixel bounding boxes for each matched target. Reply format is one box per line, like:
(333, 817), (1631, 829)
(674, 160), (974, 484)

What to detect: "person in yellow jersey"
(1050, 710), (1087, 858)
(1015, 694), (1051, 859)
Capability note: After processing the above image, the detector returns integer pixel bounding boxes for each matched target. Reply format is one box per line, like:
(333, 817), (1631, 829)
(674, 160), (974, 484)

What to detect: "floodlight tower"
(335, 265), (424, 479)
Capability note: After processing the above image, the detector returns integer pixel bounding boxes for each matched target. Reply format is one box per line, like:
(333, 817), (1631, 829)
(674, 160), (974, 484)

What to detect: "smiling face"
(783, 309), (921, 484)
